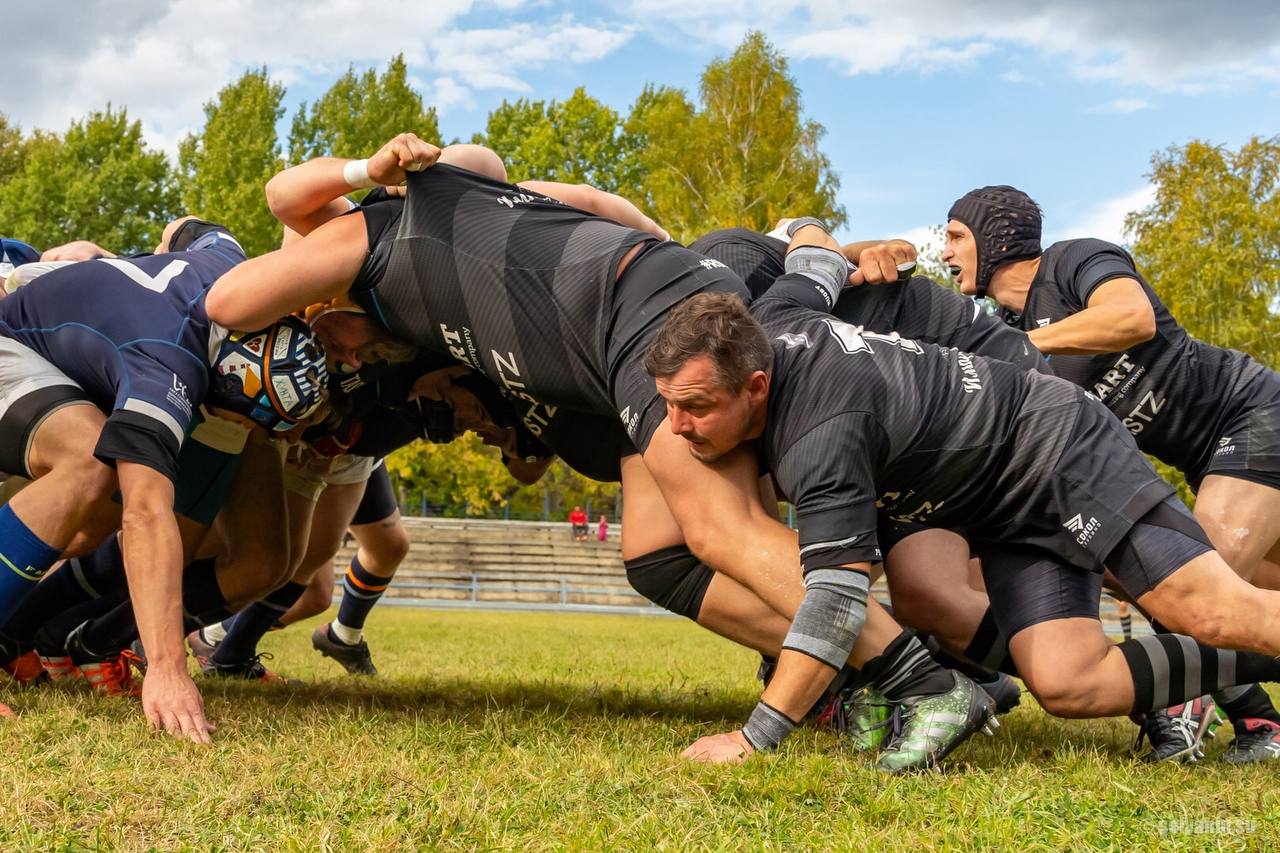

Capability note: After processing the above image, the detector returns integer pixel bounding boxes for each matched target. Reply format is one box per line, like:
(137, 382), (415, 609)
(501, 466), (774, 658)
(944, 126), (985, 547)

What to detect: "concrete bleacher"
(331, 516), (1146, 633)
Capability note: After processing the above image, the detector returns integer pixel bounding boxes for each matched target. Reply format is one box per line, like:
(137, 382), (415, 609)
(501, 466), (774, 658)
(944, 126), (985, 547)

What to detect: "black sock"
(919, 631), (1000, 682)
(211, 582), (306, 664)
(1215, 683), (1280, 728)
(34, 591), (127, 656)
(0, 536), (126, 644)
(1117, 634), (1280, 714)
(961, 609), (1019, 678)
(77, 599), (142, 659)
(861, 630), (956, 702)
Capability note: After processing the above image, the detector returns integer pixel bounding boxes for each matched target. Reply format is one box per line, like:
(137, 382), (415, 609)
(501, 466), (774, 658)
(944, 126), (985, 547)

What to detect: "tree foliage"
(474, 87), (634, 192)
(178, 68), (285, 257)
(0, 106), (177, 253)
(624, 31), (844, 242)
(1127, 136), (1280, 369)
(289, 54), (438, 164)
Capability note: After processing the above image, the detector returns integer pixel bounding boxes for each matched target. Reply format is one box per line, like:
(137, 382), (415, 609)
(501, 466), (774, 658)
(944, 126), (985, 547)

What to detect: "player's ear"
(746, 370), (770, 403)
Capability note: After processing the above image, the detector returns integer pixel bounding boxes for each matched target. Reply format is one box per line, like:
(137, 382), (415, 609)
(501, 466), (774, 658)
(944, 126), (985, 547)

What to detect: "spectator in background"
(597, 515), (609, 542)
(569, 506), (588, 542)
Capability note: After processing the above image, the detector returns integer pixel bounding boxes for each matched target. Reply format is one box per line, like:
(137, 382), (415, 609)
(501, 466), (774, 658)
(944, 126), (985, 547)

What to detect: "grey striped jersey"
(754, 282), (1044, 574)
(349, 164), (653, 419)
(1001, 239), (1268, 478)
(689, 228), (1048, 373)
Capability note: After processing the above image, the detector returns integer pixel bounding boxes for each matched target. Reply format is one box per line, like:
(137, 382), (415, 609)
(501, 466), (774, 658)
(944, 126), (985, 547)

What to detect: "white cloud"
(1052, 185), (1156, 245)
(1000, 69), (1033, 84)
(616, 0), (1280, 90)
(1087, 98), (1152, 114)
(0, 0), (633, 153)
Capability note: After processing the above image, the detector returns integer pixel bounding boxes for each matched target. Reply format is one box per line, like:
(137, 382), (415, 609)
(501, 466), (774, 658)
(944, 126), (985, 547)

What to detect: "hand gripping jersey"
(754, 277), (1172, 576)
(689, 228), (1049, 374)
(349, 163), (653, 417)
(348, 165), (749, 453)
(1000, 239), (1273, 480)
(0, 232), (244, 480)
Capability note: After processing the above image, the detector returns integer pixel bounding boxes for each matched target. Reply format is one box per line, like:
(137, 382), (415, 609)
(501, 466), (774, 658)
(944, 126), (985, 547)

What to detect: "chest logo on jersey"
(1064, 513), (1102, 547)
(439, 323), (482, 370)
(520, 401), (559, 437)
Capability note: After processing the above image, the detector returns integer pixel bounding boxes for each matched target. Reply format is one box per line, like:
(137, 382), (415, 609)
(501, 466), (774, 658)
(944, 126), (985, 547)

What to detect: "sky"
(4, 1), (1279, 254)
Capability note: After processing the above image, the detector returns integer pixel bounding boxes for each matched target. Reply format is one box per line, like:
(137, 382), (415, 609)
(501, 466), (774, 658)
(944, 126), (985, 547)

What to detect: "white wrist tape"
(342, 158), (376, 189)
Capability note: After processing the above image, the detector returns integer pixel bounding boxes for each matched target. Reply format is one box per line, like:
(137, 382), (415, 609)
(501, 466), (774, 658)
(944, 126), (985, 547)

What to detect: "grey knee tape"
(783, 245), (848, 310)
(782, 569), (870, 669)
(741, 700), (798, 752)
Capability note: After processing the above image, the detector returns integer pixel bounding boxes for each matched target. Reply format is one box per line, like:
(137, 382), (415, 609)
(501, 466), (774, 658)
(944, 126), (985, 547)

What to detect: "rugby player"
(0, 217), (326, 741)
(944, 185), (1280, 762)
(201, 134), (994, 769)
(643, 256), (1280, 765)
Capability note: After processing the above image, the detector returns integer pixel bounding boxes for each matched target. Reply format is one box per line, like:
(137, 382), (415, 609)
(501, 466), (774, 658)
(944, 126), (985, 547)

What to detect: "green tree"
(288, 54), (439, 164)
(0, 114), (28, 186)
(178, 68), (285, 257)
(1127, 136), (1280, 369)
(387, 433), (520, 517)
(624, 31), (844, 242)
(0, 106), (178, 252)
(474, 87), (634, 191)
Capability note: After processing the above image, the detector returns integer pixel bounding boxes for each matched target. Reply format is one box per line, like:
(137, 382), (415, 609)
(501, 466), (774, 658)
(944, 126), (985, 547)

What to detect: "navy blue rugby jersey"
(0, 231), (245, 479)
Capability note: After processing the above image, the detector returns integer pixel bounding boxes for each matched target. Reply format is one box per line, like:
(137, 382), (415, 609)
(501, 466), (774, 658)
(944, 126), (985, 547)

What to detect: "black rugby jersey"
(1001, 239), (1267, 476)
(689, 228), (1047, 372)
(752, 276), (1168, 575)
(348, 164), (654, 418)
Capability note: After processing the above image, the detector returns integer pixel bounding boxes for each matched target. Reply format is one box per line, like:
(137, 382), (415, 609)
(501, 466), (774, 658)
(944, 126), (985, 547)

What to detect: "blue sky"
(5, 1), (1279, 251)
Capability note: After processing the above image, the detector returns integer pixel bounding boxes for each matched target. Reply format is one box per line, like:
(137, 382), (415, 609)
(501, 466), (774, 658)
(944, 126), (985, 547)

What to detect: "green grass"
(2, 608), (1277, 851)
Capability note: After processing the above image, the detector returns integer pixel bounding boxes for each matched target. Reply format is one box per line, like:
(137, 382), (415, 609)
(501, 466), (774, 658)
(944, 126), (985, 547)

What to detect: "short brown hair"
(644, 292), (773, 390)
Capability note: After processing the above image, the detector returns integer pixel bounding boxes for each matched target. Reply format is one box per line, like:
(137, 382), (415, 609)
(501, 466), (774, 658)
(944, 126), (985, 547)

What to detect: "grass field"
(2, 608), (1276, 850)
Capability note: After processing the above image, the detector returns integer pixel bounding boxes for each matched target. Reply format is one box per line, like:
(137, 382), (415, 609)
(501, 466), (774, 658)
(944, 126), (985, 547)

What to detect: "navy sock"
(211, 581), (306, 664)
(181, 557), (233, 625)
(34, 591), (127, 656)
(1, 535), (126, 644)
(336, 555), (392, 633)
(0, 504), (64, 624)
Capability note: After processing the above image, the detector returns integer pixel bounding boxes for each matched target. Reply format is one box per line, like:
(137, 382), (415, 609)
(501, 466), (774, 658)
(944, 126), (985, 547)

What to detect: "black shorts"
(1192, 370), (1280, 490)
(978, 547), (1103, 639)
(879, 519), (971, 559)
(1104, 494), (1213, 597)
(350, 461), (398, 526)
(606, 242), (750, 453)
(974, 380), (1174, 572)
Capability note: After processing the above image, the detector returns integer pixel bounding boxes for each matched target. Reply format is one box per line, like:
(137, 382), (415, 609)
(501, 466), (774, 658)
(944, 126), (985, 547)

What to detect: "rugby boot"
(1132, 697), (1224, 763)
(201, 652), (301, 685)
(33, 625), (79, 682)
(67, 624), (142, 698)
(311, 623), (377, 676)
(1220, 718), (1280, 764)
(186, 628), (219, 668)
(876, 674), (998, 773)
(976, 672), (1022, 715)
(3, 650), (48, 685)
(829, 686), (895, 751)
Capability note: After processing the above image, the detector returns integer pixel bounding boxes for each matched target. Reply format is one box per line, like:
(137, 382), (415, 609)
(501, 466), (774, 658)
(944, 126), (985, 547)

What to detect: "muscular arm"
(204, 212), (367, 330)
(1028, 277), (1156, 355)
(117, 460), (214, 743)
(518, 181), (669, 241)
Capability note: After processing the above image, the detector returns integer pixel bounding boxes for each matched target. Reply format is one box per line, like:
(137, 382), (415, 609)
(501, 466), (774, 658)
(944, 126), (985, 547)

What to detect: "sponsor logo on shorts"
(1064, 513), (1102, 547)
(1215, 435), (1236, 457)
(619, 405), (640, 439)
(1035, 317), (1051, 328)
(167, 373), (192, 417)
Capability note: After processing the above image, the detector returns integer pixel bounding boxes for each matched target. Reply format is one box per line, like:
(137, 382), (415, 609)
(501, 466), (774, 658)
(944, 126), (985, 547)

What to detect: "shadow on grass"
(195, 673), (754, 727)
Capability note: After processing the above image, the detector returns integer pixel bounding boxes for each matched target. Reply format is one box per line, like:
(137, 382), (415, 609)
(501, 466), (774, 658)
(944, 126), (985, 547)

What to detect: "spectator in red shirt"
(569, 506), (588, 542)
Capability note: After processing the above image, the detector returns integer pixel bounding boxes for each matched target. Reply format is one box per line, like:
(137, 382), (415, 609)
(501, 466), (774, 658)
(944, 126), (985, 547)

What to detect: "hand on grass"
(681, 730), (755, 764)
(142, 667), (216, 745)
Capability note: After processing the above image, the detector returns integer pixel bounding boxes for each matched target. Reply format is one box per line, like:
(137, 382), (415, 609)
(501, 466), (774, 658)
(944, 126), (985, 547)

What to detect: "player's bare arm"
(1027, 277), (1156, 355)
(117, 460), (216, 744)
(517, 180), (669, 241)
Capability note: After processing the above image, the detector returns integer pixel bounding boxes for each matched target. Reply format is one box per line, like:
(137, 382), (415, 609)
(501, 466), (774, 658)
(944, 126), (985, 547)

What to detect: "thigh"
(350, 461), (396, 526)
(884, 528), (988, 647)
(299, 480), (368, 577)
(1194, 474), (1280, 581)
(618, 452), (686, 560)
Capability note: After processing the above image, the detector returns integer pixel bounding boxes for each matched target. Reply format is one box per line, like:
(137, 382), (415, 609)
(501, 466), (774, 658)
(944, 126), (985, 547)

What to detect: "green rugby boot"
(833, 686), (895, 751)
(876, 674), (998, 773)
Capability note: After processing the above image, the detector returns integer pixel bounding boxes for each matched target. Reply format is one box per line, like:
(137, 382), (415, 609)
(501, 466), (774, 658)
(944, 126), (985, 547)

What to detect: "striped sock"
(1120, 613), (1132, 641)
(335, 556), (393, 642)
(1118, 634), (1280, 714)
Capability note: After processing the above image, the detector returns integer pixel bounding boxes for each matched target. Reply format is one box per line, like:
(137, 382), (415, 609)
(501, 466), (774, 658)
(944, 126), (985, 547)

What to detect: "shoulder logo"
(1036, 318), (1052, 328)
(775, 333), (811, 349)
